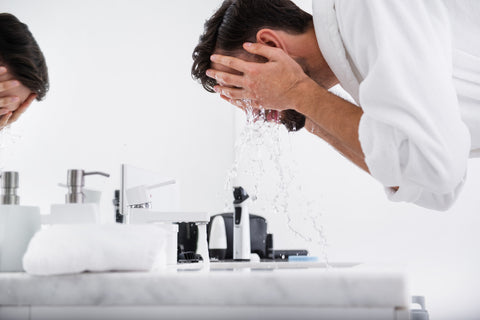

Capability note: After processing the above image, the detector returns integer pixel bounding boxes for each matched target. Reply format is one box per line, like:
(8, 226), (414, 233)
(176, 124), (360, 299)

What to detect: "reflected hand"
(0, 66), (20, 106)
(206, 42), (310, 111)
(6, 93), (37, 127)
(0, 110), (12, 130)
(0, 67), (37, 130)
(0, 66), (19, 130)
(0, 93), (37, 130)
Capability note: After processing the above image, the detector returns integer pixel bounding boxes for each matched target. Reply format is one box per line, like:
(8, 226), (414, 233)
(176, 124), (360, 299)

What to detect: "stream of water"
(224, 104), (329, 264)
(0, 126), (22, 170)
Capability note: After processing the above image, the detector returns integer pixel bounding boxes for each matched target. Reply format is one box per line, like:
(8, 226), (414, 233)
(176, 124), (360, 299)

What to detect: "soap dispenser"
(47, 169), (109, 224)
(0, 171), (41, 272)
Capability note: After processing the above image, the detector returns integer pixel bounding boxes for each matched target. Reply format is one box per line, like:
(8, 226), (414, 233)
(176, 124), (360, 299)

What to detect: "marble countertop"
(0, 262), (409, 309)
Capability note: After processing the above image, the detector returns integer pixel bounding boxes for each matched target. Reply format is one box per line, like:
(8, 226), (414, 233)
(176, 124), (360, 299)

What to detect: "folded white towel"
(23, 224), (167, 276)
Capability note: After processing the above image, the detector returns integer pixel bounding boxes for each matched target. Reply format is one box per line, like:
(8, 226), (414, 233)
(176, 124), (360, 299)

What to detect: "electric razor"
(233, 186), (251, 261)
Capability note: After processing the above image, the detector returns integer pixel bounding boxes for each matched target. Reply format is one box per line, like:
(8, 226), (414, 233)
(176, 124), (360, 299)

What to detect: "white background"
(2, 0), (480, 319)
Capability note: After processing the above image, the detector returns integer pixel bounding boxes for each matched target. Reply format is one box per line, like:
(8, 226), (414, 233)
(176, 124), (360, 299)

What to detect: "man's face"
(0, 69), (32, 112)
(211, 49), (305, 132)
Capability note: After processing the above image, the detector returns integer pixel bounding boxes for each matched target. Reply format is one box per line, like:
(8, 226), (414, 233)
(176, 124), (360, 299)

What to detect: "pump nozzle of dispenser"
(233, 186), (251, 261)
(0, 171), (20, 205)
(65, 169), (110, 204)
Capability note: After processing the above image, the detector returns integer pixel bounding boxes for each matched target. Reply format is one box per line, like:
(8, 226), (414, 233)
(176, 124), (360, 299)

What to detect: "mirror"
(1, 0), (236, 220)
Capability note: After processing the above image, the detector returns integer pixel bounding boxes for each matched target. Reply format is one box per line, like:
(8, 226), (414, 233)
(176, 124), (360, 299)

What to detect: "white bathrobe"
(312, 0), (480, 210)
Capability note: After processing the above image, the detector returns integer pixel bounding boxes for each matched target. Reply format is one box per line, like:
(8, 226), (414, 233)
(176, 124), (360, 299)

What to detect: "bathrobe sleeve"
(335, 1), (471, 210)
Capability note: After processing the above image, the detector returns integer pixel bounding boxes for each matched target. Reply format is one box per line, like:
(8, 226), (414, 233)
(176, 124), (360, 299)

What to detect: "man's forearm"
(304, 118), (370, 173)
(296, 79), (369, 173)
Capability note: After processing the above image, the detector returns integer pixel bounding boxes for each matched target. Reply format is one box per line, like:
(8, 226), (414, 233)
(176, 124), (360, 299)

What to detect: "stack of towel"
(23, 224), (168, 276)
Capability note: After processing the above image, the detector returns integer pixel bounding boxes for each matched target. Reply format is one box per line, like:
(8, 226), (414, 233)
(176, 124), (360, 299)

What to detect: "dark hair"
(191, 0), (312, 93)
(0, 13), (49, 100)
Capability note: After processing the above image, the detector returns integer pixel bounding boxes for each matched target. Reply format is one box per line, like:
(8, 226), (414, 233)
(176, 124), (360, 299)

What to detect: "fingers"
(0, 112), (12, 130)
(220, 93), (261, 112)
(220, 93), (246, 108)
(220, 94), (246, 111)
(213, 85), (249, 100)
(206, 69), (244, 88)
(0, 80), (20, 92)
(220, 93), (265, 124)
(0, 96), (20, 109)
(8, 93), (36, 124)
(242, 42), (282, 61)
(0, 68), (21, 100)
(210, 54), (250, 73)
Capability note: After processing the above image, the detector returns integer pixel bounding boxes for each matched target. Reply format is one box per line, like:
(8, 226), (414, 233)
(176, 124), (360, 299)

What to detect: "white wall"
(1, 0), (480, 319)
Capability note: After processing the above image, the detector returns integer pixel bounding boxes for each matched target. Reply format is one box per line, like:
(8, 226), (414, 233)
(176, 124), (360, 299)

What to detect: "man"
(0, 13), (48, 130)
(191, 0), (480, 211)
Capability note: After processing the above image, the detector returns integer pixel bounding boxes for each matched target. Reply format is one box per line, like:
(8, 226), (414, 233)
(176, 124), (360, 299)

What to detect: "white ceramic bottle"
(46, 169), (109, 224)
(0, 171), (40, 272)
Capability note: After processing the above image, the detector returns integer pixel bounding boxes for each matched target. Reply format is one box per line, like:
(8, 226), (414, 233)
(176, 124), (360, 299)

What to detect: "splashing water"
(0, 126), (22, 170)
(224, 101), (329, 265)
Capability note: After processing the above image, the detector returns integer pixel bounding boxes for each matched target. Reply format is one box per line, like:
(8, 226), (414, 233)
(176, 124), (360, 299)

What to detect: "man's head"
(0, 13), (49, 108)
(191, 0), (312, 131)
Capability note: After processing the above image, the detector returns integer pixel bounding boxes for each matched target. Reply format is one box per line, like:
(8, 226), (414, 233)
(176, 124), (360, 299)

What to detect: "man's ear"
(256, 29), (288, 51)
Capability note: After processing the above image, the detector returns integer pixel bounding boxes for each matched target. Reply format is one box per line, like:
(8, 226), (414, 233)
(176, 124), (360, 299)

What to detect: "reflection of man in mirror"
(0, 13), (49, 130)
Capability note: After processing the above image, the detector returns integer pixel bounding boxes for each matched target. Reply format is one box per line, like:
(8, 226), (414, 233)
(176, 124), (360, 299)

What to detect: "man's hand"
(0, 66), (21, 106)
(0, 66), (37, 130)
(207, 43), (371, 176)
(2, 93), (37, 129)
(206, 42), (311, 111)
